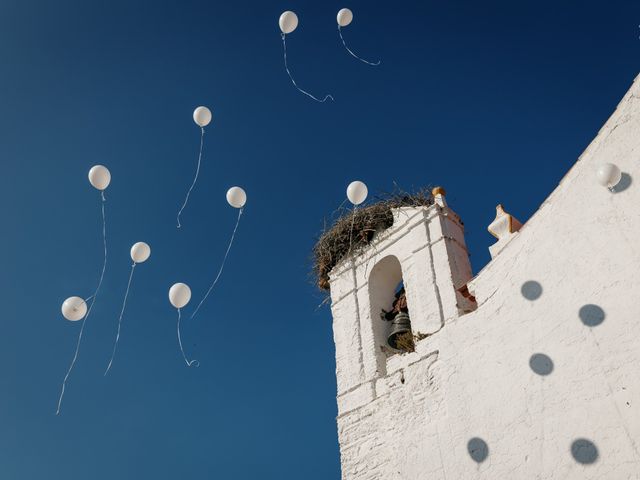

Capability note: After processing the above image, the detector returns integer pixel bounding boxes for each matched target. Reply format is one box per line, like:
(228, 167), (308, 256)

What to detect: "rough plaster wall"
(331, 74), (640, 479)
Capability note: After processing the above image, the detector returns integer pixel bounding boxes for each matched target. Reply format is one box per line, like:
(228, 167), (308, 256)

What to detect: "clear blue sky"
(0, 0), (638, 478)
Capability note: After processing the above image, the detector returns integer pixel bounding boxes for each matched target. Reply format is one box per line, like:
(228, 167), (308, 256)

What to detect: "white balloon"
(347, 180), (368, 205)
(596, 163), (622, 188)
(337, 8), (353, 27)
(61, 296), (87, 322)
(226, 186), (247, 209)
(130, 242), (151, 263)
(193, 106), (212, 127)
(169, 283), (191, 309)
(88, 165), (111, 191)
(279, 11), (298, 34)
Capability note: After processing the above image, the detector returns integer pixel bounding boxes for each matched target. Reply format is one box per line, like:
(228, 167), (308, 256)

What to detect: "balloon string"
(104, 263), (136, 376)
(177, 127), (205, 228)
(56, 192), (108, 415)
(177, 309), (199, 367)
(348, 205), (358, 286)
(338, 27), (381, 66)
(281, 33), (334, 103)
(348, 205), (357, 256)
(191, 208), (243, 320)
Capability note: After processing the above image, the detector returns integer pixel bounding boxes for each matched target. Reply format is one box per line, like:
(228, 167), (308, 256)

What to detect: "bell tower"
(326, 187), (474, 478)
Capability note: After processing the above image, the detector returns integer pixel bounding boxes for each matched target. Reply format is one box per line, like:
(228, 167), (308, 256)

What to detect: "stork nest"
(312, 189), (434, 290)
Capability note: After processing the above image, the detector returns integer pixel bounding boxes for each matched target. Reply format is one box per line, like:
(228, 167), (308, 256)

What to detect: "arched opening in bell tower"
(368, 255), (414, 362)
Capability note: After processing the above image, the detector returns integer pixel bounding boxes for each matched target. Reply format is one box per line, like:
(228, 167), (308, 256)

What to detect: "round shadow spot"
(467, 437), (489, 463)
(571, 438), (598, 465)
(529, 353), (554, 376)
(521, 281), (542, 301)
(579, 304), (605, 327)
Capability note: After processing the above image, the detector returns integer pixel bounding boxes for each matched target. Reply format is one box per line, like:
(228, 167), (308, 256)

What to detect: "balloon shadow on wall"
(571, 438), (599, 465)
(521, 281), (543, 301)
(579, 304), (606, 327)
(613, 173), (632, 193)
(529, 353), (554, 376)
(467, 437), (489, 463)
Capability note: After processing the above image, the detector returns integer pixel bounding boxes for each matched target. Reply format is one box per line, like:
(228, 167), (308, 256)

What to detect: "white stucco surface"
(327, 75), (640, 479)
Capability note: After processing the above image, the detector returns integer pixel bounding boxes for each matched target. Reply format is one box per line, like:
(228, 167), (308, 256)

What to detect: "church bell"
(387, 311), (412, 350)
